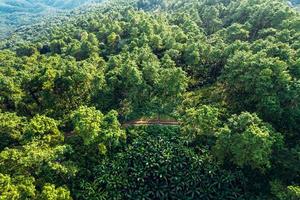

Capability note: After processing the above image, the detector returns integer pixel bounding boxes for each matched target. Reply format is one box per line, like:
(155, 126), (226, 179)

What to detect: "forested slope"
(0, 0), (104, 39)
(0, 0), (300, 199)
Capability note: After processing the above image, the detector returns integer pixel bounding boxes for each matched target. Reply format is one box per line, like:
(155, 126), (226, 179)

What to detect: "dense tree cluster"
(0, 0), (299, 199)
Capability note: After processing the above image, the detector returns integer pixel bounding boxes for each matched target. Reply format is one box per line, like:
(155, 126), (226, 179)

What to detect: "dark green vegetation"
(0, 0), (104, 39)
(1, 0), (300, 199)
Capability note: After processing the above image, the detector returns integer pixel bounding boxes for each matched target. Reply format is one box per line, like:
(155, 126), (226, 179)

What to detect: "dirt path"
(123, 119), (180, 127)
(65, 120), (180, 137)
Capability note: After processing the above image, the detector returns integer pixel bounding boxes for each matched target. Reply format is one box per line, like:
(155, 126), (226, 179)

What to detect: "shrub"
(78, 126), (245, 200)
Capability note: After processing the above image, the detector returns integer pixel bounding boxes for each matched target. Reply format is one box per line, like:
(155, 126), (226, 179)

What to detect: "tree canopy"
(0, 0), (299, 199)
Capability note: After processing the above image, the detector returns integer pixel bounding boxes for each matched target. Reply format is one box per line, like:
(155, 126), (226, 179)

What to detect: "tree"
(107, 32), (120, 45)
(213, 112), (283, 170)
(20, 56), (105, 117)
(222, 23), (249, 42)
(0, 112), (25, 149)
(200, 5), (223, 35)
(24, 115), (63, 144)
(180, 105), (220, 140)
(106, 46), (188, 118)
(0, 73), (24, 112)
(71, 106), (126, 153)
(39, 184), (72, 200)
(50, 40), (65, 54)
(71, 106), (103, 145)
(153, 66), (188, 118)
(0, 141), (71, 175)
(0, 173), (36, 200)
(222, 50), (300, 132)
(16, 44), (37, 57)
(271, 180), (300, 200)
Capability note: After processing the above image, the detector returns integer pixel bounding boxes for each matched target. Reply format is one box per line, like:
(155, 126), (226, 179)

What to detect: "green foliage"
(71, 106), (126, 152)
(14, 55), (106, 117)
(0, 112), (25, 149)
(71, 106), (103, 145)
(214, 112), (282, 170)
(50, 40), (65, 54)
(271, 180), (300, 200)
(24, 115), (63, 144)
(16, 44), (37, 57)
(39, 183), (72, 200)
(181, 105), (220, 139)
(79, 126), (245, 200)
(222, 50), (300, 133)
(0, 173), (73, 200)
(0, 173), (36, 200)
(0, 0), (299, 199)
(0, 141), (70, 175)
(106, 45), (187, 118)
(287, 185), (300, 200)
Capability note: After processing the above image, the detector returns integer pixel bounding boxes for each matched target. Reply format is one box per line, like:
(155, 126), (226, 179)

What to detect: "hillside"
(0, 0), (103, 13)
(0, 0), (300, 199)
(289, 0), (300, 10)
(0, 0), (104, 39)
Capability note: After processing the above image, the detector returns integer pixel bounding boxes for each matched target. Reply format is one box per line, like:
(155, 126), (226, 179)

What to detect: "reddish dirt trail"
(65, 120), (180, 137)
(123, 119), (180, 127)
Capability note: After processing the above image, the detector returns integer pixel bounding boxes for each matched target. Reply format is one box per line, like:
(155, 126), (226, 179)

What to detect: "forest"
(0, 0), (300, 199)
(0, 0), (104, 39)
